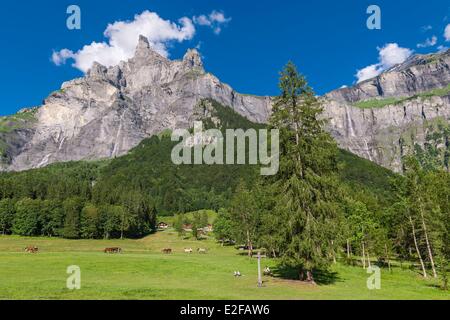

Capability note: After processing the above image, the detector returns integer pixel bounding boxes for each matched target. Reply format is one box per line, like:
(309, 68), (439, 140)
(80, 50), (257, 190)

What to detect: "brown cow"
(104, 247), (122, 254)
(24, 246), (38, 254)
(162, 248), (172, 254)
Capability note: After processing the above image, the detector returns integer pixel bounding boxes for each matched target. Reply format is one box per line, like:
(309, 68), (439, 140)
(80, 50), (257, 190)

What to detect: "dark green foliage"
(0, 98), (400, 241)
(12, 198), (41, 236)
(0, 198), (15, 234)
(62, 197), (84, 239)
(213, 208), (233, 243)
(267, 62), (344, 282)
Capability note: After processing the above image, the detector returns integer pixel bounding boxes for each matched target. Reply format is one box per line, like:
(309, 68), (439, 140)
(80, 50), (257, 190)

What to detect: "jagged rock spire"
(183, 48), (203, 69)
(87, 61), (107, 79)
(136, 35), (151, 53)
(133, 35), (167, 64)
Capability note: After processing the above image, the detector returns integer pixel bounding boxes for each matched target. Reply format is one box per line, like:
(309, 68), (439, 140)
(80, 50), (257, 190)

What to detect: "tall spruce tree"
(269, 62), (343, 283)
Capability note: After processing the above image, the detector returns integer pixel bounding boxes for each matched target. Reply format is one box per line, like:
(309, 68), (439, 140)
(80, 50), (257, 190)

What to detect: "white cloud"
(421, 25), (433, 32)
(51, 49), (75, 66)
(356, 65), (380, 83)
(355, 43), (413, 83)
(445, 24), (450, 41)
(417, 35), (437, 48)
(438, 45), (448, 52)
(52, 10), (196, 73)
(193, 10), (231, 34)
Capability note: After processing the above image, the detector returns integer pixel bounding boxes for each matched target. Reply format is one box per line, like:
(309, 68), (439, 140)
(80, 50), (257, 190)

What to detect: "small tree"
(229, 180), (259, 257)
(62, 197), (84, 239)
(214, 208), (233, 245)
(174, 214), (186, 237)
(12, 198), (41, 236)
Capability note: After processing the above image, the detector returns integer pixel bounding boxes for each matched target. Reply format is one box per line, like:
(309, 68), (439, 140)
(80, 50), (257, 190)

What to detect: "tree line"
(0, 163), (157, 239)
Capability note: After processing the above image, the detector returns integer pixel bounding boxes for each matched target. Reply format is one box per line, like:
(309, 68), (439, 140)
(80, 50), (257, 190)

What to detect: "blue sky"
(1, 0), (449, 116)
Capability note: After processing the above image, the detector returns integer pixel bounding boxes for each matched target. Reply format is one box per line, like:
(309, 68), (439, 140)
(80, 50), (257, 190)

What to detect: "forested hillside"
(0, 99), (394, 239)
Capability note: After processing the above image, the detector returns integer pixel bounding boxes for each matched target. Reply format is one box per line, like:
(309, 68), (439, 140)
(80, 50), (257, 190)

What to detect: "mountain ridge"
(1, 36), (449, 172)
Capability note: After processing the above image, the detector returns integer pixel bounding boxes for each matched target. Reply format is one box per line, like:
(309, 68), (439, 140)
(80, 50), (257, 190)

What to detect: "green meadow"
(0, 231), (448, 300)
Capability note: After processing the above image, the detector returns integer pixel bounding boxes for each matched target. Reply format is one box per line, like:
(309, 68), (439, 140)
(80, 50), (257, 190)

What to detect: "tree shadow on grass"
(272, 265), (341, 285)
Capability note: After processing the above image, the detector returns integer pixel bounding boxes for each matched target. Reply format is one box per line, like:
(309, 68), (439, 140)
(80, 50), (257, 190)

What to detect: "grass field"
(0, 231), (448, 300)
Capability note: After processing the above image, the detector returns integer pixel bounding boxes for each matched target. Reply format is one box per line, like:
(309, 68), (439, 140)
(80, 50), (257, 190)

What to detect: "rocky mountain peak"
(1, 44), (448, 173)
(326, 49), (450, 104)
(87, 61), (108, 79)
(133, 35), (167, 63)
(183, 48), (203, 69)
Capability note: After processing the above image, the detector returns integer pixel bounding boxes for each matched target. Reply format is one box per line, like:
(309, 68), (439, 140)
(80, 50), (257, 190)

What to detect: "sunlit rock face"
(322, 50), (450, 172)
(2, 35), (271, 171)
(1, 36), (449, 173)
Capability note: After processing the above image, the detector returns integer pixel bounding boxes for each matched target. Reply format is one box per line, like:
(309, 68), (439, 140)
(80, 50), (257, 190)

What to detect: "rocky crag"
(1, 35), (449, 172)
(323, 50), (450, 172)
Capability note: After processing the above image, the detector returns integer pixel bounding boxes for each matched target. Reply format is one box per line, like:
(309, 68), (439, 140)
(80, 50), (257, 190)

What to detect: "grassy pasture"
(0, 231), (448, 300)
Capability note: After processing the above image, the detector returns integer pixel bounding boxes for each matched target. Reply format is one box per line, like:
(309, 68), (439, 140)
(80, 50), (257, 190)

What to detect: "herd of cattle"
(163, 248), (207, 254)
(24, 246), (207, 255)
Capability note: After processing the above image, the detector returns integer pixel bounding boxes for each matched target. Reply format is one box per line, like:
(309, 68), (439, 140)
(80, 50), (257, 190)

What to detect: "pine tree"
(268, 62), (343, 283)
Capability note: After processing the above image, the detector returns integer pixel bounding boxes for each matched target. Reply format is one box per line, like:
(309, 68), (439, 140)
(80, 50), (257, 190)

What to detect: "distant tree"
(62, 197), (84, 239)
(12, 198), (41, 236)
(80, 203), (100, 239)
(229, 180), (259, 257)
(345, 199), (377, 269)
(391, 157), (447, 278)
(404, 157), (439, 278)
(173, 214), (187, 237)
(40, 200), (64, 237)
(200, 210), (209, 228)
(214, 208), (233, 245)
(0, 198), (15, 235)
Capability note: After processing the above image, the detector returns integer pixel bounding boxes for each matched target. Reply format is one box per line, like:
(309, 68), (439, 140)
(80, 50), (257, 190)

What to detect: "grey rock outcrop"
(327, 50), (450, 103)
(322, 49), (450, 172)
(2, 35), (271, 171)
(1, 36), (449, 173)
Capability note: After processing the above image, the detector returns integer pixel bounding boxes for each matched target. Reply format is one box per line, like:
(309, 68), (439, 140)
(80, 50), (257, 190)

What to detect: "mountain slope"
(1, 36), (271, 172)
(1, 35), (449, 173)
(0, 99), (396, 217)
(322, 49), (450, 172)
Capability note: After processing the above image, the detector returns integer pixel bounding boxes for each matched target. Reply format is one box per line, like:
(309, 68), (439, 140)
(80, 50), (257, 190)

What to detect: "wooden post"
(257, 252), (262, 288)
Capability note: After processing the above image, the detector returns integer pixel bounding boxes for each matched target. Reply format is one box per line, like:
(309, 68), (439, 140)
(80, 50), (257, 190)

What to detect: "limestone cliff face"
(2, 36), (271, 171)
(1, 36), (449, 172)
(326, 51), (450, 103)
(322, 49), (450, 172)
(322, 95), (450, 172)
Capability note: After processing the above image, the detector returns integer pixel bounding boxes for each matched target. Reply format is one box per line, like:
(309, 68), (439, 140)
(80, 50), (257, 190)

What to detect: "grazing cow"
(197, 248), (207, 254)
(234, 271), (242, 277)
(24, 246), (38, 254)
(184, 248), (193, 253)
(162, 248), (172, 254)
(104, 247), (122, 254)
